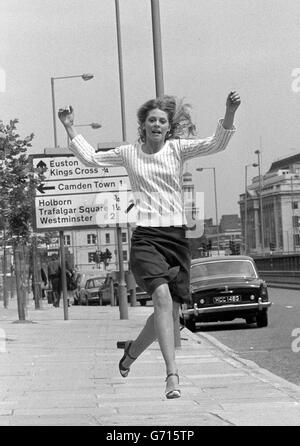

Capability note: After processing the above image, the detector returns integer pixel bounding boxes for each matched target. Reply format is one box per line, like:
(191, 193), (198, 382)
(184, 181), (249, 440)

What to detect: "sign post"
(115, 0), (130, 318)
(150, 0), (181, 348)
(60, 231), (69, 320)
(32, 235), (41, 310)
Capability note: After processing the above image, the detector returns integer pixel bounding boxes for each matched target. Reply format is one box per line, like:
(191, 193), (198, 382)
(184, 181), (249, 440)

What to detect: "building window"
(294, 234), (300, 246)
(122, 232), (127, 243)
(88, 252), (96, 263)
(64, 235), (71, 246)
(292, 201), (299, 210)
(292, 216), (300, 228)
(87, 234), (97, 245)
(105, 233), (110, 244)
(122, 250), (128, 261)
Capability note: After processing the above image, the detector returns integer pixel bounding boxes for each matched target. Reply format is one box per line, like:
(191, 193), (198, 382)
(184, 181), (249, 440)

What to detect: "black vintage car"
(181, 255), (272, 332)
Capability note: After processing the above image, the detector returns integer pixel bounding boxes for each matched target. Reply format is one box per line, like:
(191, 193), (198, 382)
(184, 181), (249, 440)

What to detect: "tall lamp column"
(50, 73), (94, 320)
(244, 163), (258, 254)
(254, 150), (265, 253)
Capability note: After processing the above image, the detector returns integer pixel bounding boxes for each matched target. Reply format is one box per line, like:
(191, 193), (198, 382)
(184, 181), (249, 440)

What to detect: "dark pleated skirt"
(129, 226), (192, 304)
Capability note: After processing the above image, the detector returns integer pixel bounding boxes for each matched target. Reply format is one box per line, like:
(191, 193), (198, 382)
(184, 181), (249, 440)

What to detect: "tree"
(0, 119), (43, 317)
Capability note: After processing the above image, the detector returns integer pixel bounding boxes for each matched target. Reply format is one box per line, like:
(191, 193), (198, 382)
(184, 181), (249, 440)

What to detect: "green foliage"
(0, 118), (43, 243)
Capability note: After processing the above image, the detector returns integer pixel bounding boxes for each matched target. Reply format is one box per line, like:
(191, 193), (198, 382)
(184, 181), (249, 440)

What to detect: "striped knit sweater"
(69, 119), (236, 227)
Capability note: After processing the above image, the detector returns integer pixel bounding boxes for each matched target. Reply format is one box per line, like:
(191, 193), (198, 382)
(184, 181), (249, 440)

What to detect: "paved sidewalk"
(1, 298), (300, 426)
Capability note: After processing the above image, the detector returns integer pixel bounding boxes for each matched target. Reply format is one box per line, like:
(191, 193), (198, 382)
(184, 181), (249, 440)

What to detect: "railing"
(253, 253), (300, 288)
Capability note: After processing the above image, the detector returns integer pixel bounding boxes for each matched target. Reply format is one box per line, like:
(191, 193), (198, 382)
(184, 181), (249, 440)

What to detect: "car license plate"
(213, 295), (241, 304)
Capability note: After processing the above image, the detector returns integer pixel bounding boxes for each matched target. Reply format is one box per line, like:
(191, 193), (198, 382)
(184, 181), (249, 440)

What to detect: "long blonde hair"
(137, 95), (196, 142)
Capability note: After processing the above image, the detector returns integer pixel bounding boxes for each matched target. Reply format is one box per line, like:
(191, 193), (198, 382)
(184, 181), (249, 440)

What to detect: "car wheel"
(139, 300), (147, 306)
(257, 311), (268, 328)
(184, 318), (196, 332)
(245, 316), (256, 325)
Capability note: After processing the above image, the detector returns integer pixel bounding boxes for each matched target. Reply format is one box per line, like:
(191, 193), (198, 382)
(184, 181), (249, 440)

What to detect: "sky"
(1, 0), (300, 222)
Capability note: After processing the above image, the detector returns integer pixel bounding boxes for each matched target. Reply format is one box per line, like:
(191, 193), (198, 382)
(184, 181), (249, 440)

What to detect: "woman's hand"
(222, 91), (241, 129)
(58, 105), (74, 128)
(226, 91), (241, 113)
(58, 105), (78, 141)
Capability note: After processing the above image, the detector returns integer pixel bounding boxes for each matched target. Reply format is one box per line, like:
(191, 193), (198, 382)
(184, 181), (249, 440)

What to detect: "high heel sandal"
(165, 373), (181, 399)
(117, 340), (137, 378)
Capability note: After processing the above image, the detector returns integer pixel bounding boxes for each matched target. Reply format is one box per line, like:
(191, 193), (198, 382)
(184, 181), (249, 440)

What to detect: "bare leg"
(121, 284), (180, 396)
(151, 284), (179, 395)
(172, 301), (181, 348)
(152, 284), (177, 373)
(121, 312), (157, 370)
(172, 301), (181, 322)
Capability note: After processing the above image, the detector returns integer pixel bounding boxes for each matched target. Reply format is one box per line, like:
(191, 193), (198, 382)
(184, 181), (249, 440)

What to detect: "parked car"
(99, 271), (152, 306)
(181, 255), (272, 332)
(73, 272), (106, 305)
(135, 285), (150, 306)
(98, 273), (117, 305)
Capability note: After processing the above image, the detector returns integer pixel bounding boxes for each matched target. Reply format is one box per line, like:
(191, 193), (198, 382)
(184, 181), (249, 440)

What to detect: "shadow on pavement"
(195, 321), (257, 332)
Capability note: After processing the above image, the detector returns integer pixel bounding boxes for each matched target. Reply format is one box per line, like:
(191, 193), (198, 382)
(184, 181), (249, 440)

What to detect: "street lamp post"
(115, 0), (130, 318)
(67, 122), (102, 147)
(151, 0), (164, 97)
(196, 167), (219, 254)
(244, 163), (258, 254)
(51, 73), (94, 147)
(150, 0), (181, 349)
(254, 150), (265, 253)
(50, 72), (94, 320)
(75, 123), (102, 129)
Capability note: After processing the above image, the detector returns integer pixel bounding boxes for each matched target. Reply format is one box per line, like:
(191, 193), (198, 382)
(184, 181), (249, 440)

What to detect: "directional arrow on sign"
(36, 160), (47, 169)
(37, 183), (56, 194)
(125, 200), (135, 214)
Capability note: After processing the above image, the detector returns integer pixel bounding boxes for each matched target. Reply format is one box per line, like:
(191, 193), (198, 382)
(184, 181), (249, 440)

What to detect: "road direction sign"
(33, 156), (126, 181)
(32, 154), (136, 231)
(36, 176), (129, 196)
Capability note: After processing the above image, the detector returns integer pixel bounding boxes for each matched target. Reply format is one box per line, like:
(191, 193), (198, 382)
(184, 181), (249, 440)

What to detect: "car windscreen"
(86, 278), (105, 288)
(191, 260), (257, 280)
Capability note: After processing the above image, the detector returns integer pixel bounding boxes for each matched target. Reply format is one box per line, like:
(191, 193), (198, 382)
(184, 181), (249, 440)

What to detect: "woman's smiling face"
(143, 108), (170, 144)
